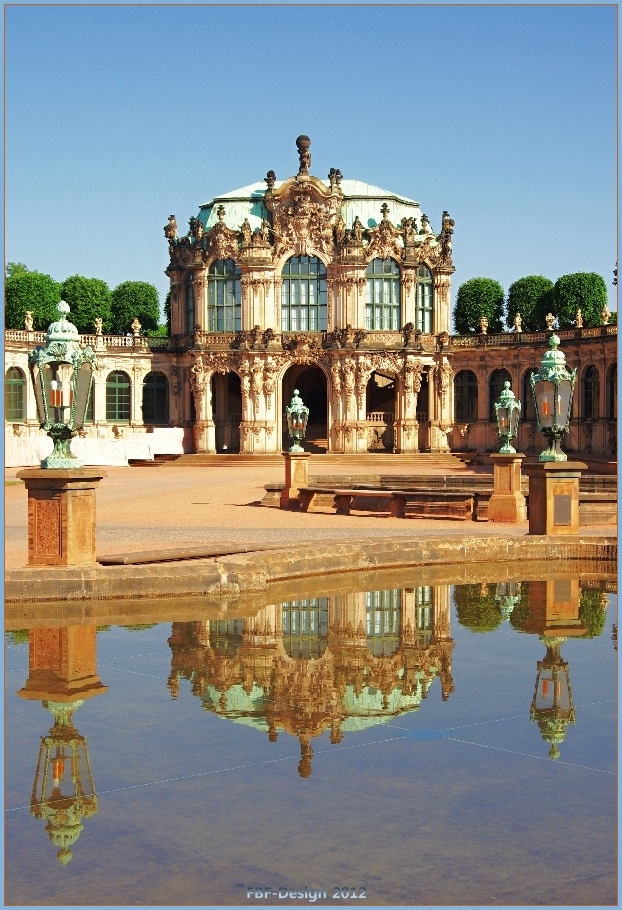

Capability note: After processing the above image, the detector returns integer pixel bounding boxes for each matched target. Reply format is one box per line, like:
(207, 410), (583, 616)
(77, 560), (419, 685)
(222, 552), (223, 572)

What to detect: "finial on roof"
(296, 135), (311, 176)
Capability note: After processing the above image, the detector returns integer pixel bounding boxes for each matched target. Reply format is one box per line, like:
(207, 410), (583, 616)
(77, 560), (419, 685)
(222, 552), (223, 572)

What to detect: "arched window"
(454, 370), (478, 422)
(582, 366), (600, 420)
(106, 370), (131, 422)
(186, 272), (195, 333)
(606, 363), (617, 419)
(142, 371), (169, 424)
(207, 259), (241, 332)
(366, 589), (401, 657)
(365, 258), (400, 330)
(282, 598), (329, 659)
(489, 368), (512, 421)
(281, 256), (327, 331)
(522, 368), (539, 421)
(416, 265), (434, 333)
(5, 367), (26, 421)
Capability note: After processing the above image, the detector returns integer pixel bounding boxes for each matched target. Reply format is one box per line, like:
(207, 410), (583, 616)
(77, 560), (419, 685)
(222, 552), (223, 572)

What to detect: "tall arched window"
(281, 256), (327, 331)
(142, 371), (169, 424)
(582, 365), (600, 420)
(454, 370), (478, 422)
(366, 589), (401, 657)
(106, 370), (131, 422)
(606, 363), (617, 419)
(186, 272), (195, 333)
(415, 266), (434, 333)
(489, 369), (511, 421)
(365, 258), (400, 330)
(5, 367), (26, 422)
(207, 259), (241, 332)
(522, 369), (539, 421)
(282, 598), (329, 659)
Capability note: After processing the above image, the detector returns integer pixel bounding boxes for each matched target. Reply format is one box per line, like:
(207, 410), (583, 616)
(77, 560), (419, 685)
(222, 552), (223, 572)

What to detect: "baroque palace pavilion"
(5, 137), (617, 463)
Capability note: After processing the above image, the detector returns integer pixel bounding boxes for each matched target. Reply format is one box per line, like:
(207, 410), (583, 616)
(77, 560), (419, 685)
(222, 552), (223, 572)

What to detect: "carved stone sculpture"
(296, 135), (311, 176)
(545, 312), (555, 330)
(479, 316), (489, 335)
(94, 317), (103, 335)
(513, 313), (522, 333)
(575, 309), (583, 328)
(164, 215), (177, 241)
(240, 219), (252, 245)
(24, 311), (34, 331)
(601, 305), (610, 325)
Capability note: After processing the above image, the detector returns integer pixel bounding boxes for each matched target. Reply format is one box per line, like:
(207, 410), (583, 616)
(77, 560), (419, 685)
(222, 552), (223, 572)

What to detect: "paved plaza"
(4, 460), (612, 571)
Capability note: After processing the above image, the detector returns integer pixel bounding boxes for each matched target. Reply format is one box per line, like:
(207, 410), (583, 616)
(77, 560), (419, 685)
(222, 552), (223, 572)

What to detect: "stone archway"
(365, 371), (396, 451)
(282, 364), (327, 452)
(212, 371), (241, 452)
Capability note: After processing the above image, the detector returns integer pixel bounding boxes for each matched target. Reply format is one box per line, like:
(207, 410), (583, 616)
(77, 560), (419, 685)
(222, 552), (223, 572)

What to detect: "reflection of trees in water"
(453, 584), (502, 633)
(578, 590), (608, 638)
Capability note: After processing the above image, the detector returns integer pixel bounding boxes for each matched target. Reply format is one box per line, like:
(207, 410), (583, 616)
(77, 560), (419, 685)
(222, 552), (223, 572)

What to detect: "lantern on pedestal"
(494, 381), (520, 454)
(28, 301), (96, 468)
(494, 582), (522, 621)
(285, 389), (309, 453)
(30, 699), (98, 864)
(530, 636), (575, 760)
(529, 334), (576, 462)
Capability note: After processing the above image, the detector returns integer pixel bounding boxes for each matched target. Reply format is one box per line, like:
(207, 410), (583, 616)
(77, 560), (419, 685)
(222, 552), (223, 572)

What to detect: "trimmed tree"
(111, 281), (160, 334)
(5, 269), (61, 329)
(454, 278), (505, 335)
(507, 276), (554, 331)
(60, 275), (112, 335)
(453, 584), (503, 634)
(578, 589), (608, 639)
(551, 272), (608, 328)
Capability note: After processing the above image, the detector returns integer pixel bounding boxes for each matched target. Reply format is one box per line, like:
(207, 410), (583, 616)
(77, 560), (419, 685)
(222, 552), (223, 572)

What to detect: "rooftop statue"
(296, 135), (311, 176)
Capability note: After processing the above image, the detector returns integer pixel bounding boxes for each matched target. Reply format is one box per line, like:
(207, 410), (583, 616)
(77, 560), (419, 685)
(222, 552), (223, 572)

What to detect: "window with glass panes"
(207, 259), (241, 332)
(142, 372), (169, 424)
(365, 258), (401, 330)
(415, 586), (434, 648)
(282, 598), (329, 659)
(281, 256), (327, 331)
(415, 266), (434, 333)
(365, 589), (401, 657)
(186, 273), (195, 333)
(209, 619), (244, 657)
(582, 366), (599, 419)
(522, 369), (539, 421)
(5, 367), (25, 421)
(454, 370), (478, 422)
(106, 371), (131, 422)
(489, 369), (511, 421)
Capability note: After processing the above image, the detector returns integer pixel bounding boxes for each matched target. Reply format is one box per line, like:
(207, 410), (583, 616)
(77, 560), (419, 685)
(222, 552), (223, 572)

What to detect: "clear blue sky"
(5, 4), (617, 321)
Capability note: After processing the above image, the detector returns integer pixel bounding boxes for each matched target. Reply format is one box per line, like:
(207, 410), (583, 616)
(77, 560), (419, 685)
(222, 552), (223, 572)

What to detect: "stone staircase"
(165, 452), (470, 468)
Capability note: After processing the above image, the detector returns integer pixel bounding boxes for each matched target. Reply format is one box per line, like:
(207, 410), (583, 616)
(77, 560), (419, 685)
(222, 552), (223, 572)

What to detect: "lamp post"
(488, 380), (527, 523)
(524, 335), (585, 535)
(494, 582), (522, 621)
(285, 389), (309, 453)
(17, 301), (106, 566)
(28, 301), (96, 469)
(530, 637), (576, 760)
(529, 334), (576, 462)
(494, 381), (520, 454)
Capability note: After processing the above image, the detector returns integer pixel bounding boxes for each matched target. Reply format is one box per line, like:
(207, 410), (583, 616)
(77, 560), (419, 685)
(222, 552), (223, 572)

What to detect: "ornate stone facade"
(4, 137), (617, 462)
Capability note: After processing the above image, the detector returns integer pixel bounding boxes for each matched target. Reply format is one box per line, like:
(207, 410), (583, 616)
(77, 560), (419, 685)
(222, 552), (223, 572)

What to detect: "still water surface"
(5, 572), (617, 906)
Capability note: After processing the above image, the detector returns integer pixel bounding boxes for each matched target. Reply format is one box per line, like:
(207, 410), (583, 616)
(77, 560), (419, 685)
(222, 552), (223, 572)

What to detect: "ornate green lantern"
(529, 334), (576, 462)
(530, 637), (575, 760)
(494, 381), (521, 454)
(494, 581), (522, 621)
(285, 389), (309, 453)
(28, 301), (97, 468)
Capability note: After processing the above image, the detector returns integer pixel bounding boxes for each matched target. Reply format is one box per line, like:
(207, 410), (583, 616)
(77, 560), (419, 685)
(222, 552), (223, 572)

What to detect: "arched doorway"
(366, 371), (396, 451)
(282, 365), (327, 452)
(212, 371), (242, 452)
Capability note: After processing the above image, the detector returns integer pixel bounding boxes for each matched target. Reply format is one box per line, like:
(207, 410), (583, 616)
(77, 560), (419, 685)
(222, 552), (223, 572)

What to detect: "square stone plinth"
(523, 461), (587, 536)
(488, 453), (528, 523)
(280, 453), (311, 509)
(16, 469), (106, 566)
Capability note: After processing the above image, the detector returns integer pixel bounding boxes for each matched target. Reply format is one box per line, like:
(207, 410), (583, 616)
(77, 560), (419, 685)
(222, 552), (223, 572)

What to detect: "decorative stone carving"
(575, 309), (583, 328)
(403, 356), (424, 408)
(365, 204), (403, 262)
(24, 311), (34, 331)
(513, 313), (522, 333)
(355, 354), (374, 408)
(205, 205), (239, 262)
(94, 317), (103, 335)
(438, 211), (455, 265)
(545, 312), (556, 330)
(131, 318), (141, 336)
(601, 305), (610, 325)
(170, 366), (182, 399)
(479, 316), (489, 335)
(250, 361), (263, 409)
(164, 215), (177, 241)
(437, 330), (450, 350)
(189, 355), (207, 409)
(265, 170), (276, 190)
(263, 358), (277, 408)
(330, 359), (342, 394)
(435, 361), (453, 404)
(240, 219), (252, 245)
(296, 135), (311, 176)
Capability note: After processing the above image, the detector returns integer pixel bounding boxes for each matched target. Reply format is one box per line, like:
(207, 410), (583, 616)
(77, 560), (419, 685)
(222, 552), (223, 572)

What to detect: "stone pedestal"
(488, 454), (528, 523)
(16, 469), (106, 566)
(280, 453), (311, 509)
(523, 461), (587, 536)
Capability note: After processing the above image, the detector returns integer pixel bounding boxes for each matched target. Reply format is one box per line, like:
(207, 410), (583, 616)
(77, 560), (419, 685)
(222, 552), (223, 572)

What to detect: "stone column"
(523, 461), (587, 535)
(488, 453), (528, 522)
(16, 468), (106, 567)
(280, 453), (311, 509)
(433, 272), (452, 335)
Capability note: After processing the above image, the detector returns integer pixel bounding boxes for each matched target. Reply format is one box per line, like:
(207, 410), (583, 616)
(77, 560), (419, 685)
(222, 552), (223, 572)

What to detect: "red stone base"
(523, 461), (587, 536)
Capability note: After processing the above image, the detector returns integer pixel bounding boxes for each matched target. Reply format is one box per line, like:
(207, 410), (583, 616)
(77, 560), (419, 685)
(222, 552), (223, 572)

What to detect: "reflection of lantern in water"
(494, 582), (522, 622)
(31, 700), (98, 864)
(530, 636), (576, 760)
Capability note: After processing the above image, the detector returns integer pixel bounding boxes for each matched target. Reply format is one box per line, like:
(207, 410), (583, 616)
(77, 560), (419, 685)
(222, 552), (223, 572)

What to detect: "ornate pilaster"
(433, 272), (452, 336)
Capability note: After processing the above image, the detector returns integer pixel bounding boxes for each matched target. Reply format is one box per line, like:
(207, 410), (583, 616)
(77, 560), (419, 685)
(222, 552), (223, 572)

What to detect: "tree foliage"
(507, 275), (554, 331)
(454, 278), (505, 334)
(60, 275), (113, 334)
(5, 261), (29, 279)
(579, 589), (608, 639)
(552, 272), (608, 328)
(453, 584), (503, 634)
(5, 269), (61, 329)
(111, 281), (160, 334)
(164, 289), (171, 334)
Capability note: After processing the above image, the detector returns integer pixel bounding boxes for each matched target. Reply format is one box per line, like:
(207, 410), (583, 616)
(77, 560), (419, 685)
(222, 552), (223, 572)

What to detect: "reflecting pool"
(5, 570), (617, 906)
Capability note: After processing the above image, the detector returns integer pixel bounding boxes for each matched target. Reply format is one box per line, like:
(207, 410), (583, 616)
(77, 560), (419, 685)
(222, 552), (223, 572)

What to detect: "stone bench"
(390, 490), (485, 521)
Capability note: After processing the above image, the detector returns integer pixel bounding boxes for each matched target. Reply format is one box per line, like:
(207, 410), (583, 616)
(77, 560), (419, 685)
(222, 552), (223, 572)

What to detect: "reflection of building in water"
(167, 587), (454, 776)
(17, 627), (107, 864)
